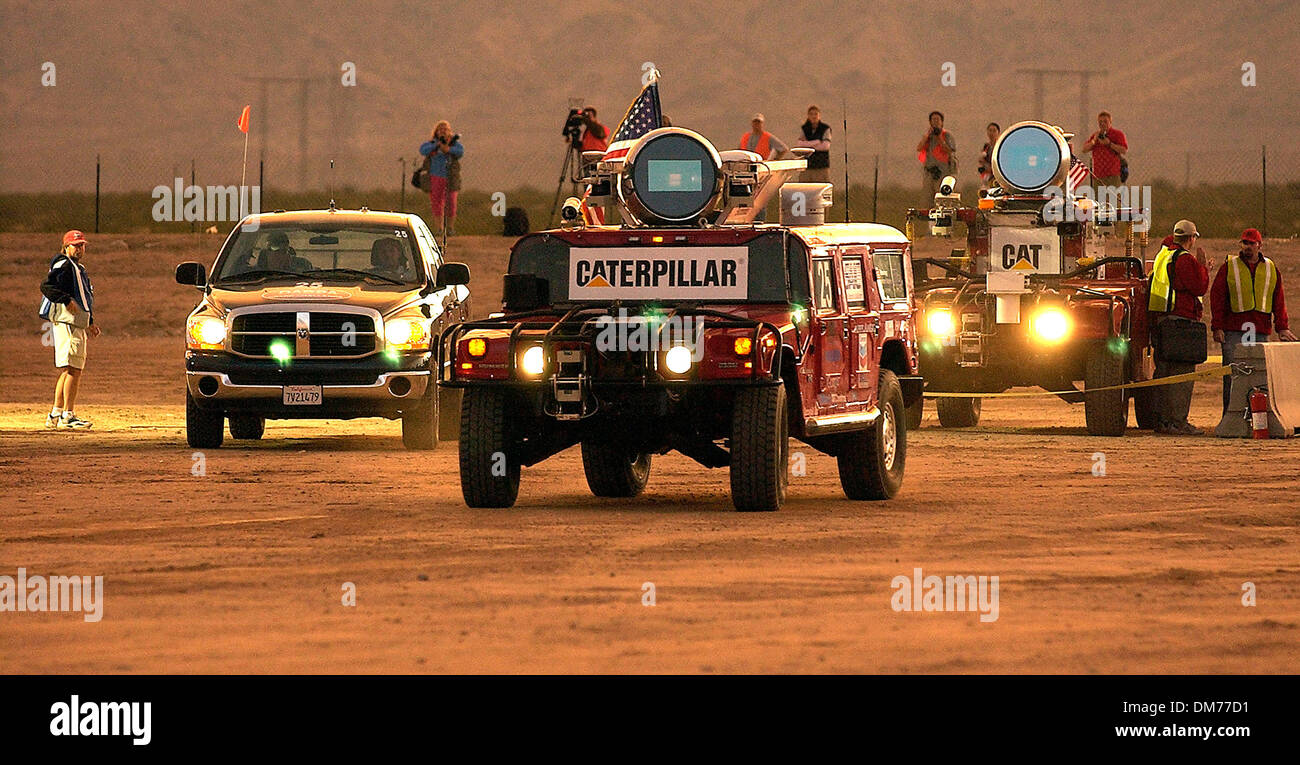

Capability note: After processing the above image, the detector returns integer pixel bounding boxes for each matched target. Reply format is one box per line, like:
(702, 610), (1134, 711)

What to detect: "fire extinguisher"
(1249, 387), (1270, 439)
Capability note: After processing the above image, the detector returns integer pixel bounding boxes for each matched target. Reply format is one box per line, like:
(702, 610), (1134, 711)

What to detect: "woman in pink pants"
(418, 120), (464, 236)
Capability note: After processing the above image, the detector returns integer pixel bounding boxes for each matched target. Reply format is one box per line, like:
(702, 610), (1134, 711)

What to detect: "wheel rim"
(881, 404), (897, 470)
(629, 452), (650, 481)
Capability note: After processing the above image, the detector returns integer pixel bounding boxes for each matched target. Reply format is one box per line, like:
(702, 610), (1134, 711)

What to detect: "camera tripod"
(549, 140), (586, 228)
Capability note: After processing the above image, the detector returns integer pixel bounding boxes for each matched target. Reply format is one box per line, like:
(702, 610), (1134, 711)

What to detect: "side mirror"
(436, 262), (470, 288)
(502, 273), (548, 311)
(175, 262), (206, 287)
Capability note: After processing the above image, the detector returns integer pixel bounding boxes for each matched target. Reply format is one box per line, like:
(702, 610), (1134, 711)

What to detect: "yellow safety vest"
(1148, 245), (1184, 312)
(1226, 255), (1278, 314)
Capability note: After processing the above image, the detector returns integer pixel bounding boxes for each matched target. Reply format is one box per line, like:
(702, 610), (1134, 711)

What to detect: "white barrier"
(1263, 342), (1300, 434)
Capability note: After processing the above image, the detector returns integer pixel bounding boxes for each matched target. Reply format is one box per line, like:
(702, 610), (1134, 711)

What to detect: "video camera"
(563, 109), (585, 144)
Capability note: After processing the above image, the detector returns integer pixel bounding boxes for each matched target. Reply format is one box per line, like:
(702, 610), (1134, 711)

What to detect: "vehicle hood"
(206, 283), (421, 315)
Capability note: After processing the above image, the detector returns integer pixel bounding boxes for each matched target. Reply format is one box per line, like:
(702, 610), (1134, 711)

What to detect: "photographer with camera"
(564, 106), (608, 153)
(418, 120), (465, 236)
(916, 110), (957, 203)
(1082, 110), (1128, 188)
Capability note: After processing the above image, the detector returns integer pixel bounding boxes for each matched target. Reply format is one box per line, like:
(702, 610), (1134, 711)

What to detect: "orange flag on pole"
(237, 105), (250, 134)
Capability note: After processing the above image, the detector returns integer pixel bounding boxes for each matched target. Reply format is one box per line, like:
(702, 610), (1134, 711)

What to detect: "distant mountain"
(2, 0), (1296, 193)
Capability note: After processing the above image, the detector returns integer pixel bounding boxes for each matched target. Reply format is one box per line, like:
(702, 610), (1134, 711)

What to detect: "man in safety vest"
(739, 113), (789, 222)
(1147, 219), (1213, 435)
(916, 110), (957, 203)
(1210, 227), (1296, 413)
(739, 113), (789, 160)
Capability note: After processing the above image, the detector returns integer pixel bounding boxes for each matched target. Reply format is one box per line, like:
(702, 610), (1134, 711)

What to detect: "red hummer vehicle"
(440, 127), (922, 510)
(905, 120), (1154, 436)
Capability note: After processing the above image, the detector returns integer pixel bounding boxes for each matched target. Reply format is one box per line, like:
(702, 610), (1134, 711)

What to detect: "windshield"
(508, 232), (794, 307)
(212, 225), (424, 286)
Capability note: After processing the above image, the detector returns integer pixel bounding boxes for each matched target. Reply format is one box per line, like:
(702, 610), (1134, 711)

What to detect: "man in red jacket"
(1210, 227), (1296, 413)
(1148, 219), (1213, 435)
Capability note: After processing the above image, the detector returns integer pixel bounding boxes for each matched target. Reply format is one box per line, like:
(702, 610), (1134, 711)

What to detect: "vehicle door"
(811, 252), (849, 414)
(871, 246), (914, 366)
(841, 247), (878, 406)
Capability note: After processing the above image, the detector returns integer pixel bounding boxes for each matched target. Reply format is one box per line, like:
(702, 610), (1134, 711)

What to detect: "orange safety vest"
(740, 131), (773, 159)
(918, 130), (952, 165)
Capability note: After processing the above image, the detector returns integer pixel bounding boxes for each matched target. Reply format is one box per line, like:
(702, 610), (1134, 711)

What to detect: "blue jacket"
(40, 253), (94, 323)
(418, 138), (464, 178)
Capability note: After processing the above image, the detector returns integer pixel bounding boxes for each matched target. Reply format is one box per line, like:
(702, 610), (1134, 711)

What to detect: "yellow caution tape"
(924, 365), (1232, 398)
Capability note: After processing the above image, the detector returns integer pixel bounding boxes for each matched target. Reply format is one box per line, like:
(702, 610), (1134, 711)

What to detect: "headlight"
(664, 345), (694, 375)
(466, 338), (487, 357)
(733, 337), (753, 356)
(386, 317), (428, 350)
(925, 309), (955, 337)
(1031, 308), (1070, 343)
(520, 345), (546, 376)
(187, 315), (226, 349)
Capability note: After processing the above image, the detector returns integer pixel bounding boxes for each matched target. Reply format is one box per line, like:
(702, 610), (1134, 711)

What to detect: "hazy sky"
(2, 0), (1295, 193)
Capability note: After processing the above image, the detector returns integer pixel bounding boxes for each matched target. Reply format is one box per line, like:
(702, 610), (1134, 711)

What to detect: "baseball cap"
(1172, 219), (1199, 237)
(751, 113), (765, 122)
(62, 230), (87, 246)
(1240, 228), (1262, 244)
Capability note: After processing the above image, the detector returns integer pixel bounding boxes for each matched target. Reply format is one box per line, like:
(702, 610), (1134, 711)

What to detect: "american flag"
(602, 77), (663, 162)
(1067, 157), (1092, 192)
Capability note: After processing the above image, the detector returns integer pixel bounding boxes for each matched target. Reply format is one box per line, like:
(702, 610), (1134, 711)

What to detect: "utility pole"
(1016, 68), (1108, 137)
(242, 75), (315, 189)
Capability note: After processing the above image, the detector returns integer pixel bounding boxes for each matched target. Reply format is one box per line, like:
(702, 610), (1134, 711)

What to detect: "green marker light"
(269, 339), (292, 364)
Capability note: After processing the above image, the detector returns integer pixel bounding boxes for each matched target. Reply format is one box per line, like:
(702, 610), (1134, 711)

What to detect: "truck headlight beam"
(1031, 308), (1070, 343)
(520, 345), (546, 376)
(926, 309), (955, 338)
(664, 345), (694, 375)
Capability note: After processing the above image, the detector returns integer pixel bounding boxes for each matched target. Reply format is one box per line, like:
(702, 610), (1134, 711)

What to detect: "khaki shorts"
(53, 322), (88, 370)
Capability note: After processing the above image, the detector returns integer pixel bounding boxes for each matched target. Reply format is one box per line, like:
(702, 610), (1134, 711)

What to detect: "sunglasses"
(1241, 240), (1258, 245)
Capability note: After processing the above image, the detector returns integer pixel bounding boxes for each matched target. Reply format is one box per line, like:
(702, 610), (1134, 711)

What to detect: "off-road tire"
(581, 442), (652, 497)
(437, 386), (462, 442)
(838, 369), (907, 500)
(459, 388), (519, 507)
(186, 391), (224, 449)
(730, 385), (789, 512)
(401, 385), (438, 451)
(1085, 342), (1127, 436)
(936, 396), (981, 428)
(228, 414), (265, 440)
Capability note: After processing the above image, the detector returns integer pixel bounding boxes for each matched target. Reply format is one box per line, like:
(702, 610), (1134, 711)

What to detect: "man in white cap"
(1147, 219), (1213, 435)
(738, 113), (789, 161)
(738, 114), (789, 222)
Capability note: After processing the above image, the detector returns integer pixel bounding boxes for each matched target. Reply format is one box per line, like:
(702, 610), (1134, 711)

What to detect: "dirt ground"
(1, 232), (1297, 674)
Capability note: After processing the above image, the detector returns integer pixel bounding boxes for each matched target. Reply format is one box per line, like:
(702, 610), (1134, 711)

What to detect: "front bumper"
(186, 370), (429, 400)
(185, 351), (432, 417)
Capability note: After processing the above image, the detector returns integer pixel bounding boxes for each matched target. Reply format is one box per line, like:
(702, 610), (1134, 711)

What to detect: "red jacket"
(1163, 248), (1210, 320)
(1210, 256), (1289, 334)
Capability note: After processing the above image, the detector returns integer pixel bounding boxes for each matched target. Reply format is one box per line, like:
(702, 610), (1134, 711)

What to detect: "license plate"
(283, 385), (322, 405)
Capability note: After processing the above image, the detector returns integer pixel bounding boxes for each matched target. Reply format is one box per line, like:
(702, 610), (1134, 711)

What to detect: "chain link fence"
(1, 144), (1295, 240)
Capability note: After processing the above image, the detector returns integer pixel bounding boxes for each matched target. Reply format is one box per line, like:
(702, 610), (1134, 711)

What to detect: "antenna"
(328, 159), (335, 210)
(842, 97), (850, 223)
